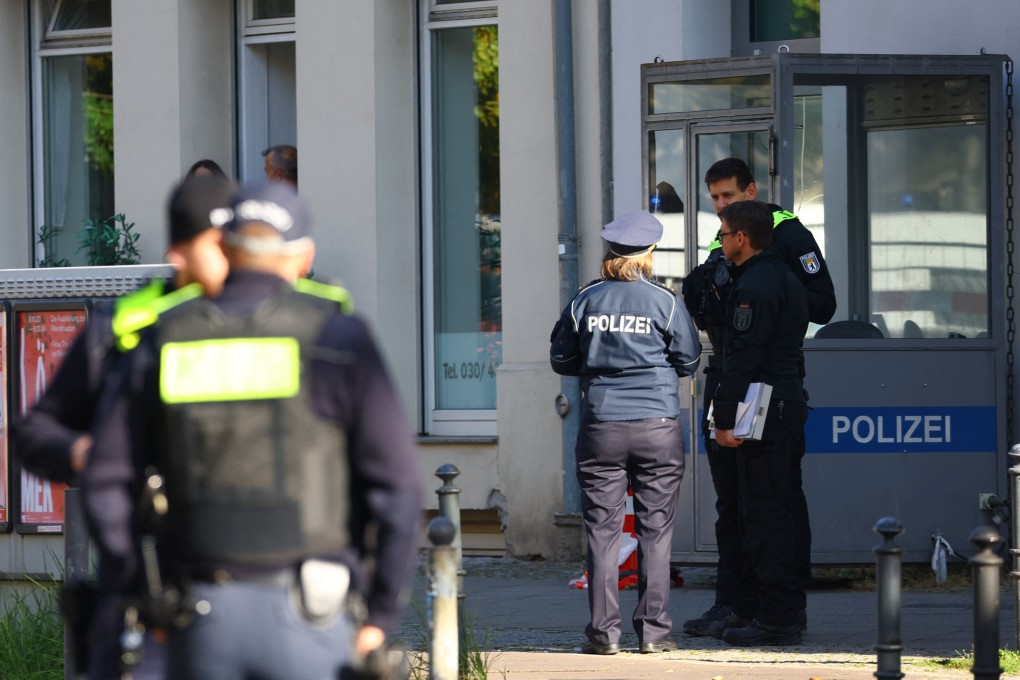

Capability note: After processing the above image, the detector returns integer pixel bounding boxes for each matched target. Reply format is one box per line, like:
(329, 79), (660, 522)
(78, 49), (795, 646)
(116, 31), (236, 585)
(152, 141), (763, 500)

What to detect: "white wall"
(112, 0), (234, 263)
(295, 0), (420, 427)
(823, 0), (1020, 55)
(0, 2), (32, 269)
(610, 0), (729, 224)
(497, 1), (571, 557)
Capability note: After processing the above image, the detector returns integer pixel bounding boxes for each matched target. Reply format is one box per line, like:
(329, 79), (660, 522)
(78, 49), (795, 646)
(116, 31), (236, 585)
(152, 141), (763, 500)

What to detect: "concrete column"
(295, 1), (419, 422)
(112, 0), (233, 263)
(0, 2), (31, 268)
(497, 2), (569, 558)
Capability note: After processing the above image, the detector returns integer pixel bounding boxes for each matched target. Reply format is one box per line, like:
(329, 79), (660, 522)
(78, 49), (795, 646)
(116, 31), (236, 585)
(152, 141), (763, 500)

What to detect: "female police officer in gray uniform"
(550, 211), (701, 655)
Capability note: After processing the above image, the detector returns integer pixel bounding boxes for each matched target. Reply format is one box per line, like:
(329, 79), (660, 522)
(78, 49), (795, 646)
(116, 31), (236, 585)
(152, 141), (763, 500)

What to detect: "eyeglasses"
(718, 230), (741, 240)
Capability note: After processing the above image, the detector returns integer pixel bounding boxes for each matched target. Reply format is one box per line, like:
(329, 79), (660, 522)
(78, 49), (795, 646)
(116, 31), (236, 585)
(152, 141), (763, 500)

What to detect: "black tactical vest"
(153, 288), (349, 567)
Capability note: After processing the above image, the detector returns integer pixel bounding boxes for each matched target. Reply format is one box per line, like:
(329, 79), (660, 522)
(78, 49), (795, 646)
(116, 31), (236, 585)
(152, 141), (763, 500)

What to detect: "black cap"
(602, 210), (663, 256)
(167, 176), (234, 244)
(223, 181), (313, 254)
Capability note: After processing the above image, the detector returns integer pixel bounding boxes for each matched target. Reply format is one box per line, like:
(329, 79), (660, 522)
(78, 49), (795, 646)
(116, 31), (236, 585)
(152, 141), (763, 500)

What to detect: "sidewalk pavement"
(396, 557), (1019, 679)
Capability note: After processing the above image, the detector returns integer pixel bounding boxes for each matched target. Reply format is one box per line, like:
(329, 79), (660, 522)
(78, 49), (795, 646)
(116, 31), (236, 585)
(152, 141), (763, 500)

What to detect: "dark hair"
(185, 159), (228, 180)
(262, 144), (298, 185)
(718, 201), (772, 250)
(704, 157), (755, 191)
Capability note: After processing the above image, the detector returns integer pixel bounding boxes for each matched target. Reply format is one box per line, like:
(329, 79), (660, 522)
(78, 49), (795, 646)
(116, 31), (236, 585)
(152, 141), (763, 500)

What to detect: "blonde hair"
(600, 250), (654, 281)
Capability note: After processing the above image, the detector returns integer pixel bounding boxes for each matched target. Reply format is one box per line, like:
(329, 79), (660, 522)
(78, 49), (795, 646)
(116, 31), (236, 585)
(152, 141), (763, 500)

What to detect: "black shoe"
(798, 607), (808, 632)
(708, 613), (752, 639)
(722, 619), (803, 647)
(581, 641), (620, 655)
(639, 638), (678, 654)
(682, 604), (732, 636)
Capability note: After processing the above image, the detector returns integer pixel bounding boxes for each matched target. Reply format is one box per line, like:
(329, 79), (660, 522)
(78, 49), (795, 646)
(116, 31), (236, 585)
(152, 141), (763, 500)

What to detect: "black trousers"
(576, 416), (685, 645)
(730, 400), (809, 627)
(702, 371), (811, 612)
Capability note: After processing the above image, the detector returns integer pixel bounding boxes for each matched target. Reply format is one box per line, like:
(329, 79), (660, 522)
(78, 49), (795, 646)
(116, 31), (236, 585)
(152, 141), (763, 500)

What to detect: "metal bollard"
(873, 516), (905, 680)
(970, 525), (1003, 680)
(64, 488), (91, 680)
(1008, 443), (1020, 653)
(428, 516), (459, 680)
(435, 464), (464, 596)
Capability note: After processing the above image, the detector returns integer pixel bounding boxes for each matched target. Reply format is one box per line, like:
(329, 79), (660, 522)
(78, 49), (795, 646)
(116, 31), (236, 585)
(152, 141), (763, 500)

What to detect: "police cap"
(167, 176), (234, 245)
(602, 210), (663, 257)
(223, 181), (313, 255)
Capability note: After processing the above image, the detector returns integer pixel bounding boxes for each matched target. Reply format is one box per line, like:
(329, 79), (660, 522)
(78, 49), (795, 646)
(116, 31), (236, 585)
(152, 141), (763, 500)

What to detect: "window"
(642, 55), (1000, 342)
(422, 3), (500, 435)
(751, 0), (819, 43)
(237, 0), (296, 183)
(732, 0), (820, 56)
(791, 74), (991, 339)
(33, 0), (113, 267)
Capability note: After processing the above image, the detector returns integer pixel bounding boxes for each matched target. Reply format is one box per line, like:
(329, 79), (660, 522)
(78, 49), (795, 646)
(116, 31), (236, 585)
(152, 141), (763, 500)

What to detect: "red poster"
(18, 309), (86, 530)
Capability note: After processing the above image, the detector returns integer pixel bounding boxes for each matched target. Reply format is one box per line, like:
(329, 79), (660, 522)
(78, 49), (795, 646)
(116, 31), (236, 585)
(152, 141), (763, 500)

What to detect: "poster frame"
(11, 299), (90, 535)
(0, 302), (12, 534)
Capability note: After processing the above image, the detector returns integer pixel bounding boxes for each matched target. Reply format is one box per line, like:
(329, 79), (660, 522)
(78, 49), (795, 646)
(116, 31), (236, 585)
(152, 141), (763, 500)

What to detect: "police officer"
(711, 200), (809, 646)
(13, 175), (233, 679)
(681, 157), (834, 637)
(81, 182), (423, 679)
(550, 211), (701, 655)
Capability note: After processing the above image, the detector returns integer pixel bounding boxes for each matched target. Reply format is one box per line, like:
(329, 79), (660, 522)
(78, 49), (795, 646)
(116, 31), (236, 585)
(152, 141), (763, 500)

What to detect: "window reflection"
(648, 129), (685, 291)
(650, 75), (771, 115)
(48, 0), (111, 32)
(432, 25), (501, 410)
(868, 124), (988, 339)
(42, 53), (114, 267)
(252, 0), (295, 20)
(751, 0), (819, 42)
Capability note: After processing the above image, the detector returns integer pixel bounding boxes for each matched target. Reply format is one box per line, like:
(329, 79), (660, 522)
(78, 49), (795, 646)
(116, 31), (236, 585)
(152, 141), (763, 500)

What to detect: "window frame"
(236, 0), (296, 184)
(420, 1), (499, 436)
(31, 0), (114, 268)
(641, 53), (1006, 345)
(41, 0), (111, 48)
(731, 0), (820, 57)
(242, 0), (295, 37)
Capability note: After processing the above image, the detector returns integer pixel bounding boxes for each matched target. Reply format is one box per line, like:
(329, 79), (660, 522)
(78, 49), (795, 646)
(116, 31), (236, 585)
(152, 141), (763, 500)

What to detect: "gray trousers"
(576, 416), (685, 645)
(167, 580), (354, 680)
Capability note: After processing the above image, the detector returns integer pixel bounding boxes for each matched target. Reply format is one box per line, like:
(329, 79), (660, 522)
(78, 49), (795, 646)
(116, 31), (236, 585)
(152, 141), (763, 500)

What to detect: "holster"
(298, 559), (350, 625)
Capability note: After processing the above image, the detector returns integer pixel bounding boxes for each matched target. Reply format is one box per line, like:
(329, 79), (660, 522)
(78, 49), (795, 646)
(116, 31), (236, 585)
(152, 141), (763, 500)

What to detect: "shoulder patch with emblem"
(799, 251), (820, 274)
(733, 301), (753, 331)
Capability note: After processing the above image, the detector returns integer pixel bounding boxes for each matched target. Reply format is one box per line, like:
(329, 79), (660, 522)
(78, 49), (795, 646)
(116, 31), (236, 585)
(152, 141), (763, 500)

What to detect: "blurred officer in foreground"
(710, 200), (809, 646)
(82, 181), (423, 679)
(550, 211), (701, 655)
(13, 175), (233, 679)
(681, 157), (833, 638)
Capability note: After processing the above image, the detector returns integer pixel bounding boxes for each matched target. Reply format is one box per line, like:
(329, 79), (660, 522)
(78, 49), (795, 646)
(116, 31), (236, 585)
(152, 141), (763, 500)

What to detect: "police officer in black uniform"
(81, 182), (423, 679)
(710, 200), (809, 646)
(13, 175), (233, 679)
(681, 158), (835, 637)
(550, 211), (701, 655)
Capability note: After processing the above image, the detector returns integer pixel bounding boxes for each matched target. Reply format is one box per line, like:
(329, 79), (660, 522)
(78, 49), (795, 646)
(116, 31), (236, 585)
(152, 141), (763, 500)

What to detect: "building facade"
(0, 0), (1017, 578)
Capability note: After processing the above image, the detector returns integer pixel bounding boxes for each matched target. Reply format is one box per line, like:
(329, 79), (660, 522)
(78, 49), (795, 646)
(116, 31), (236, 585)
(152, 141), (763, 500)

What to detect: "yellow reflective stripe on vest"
(293, 278), (354, 315)
(114, 279), (165, 314)
(773, 209), (797, 227)
(113, 283), (204, 352)
(160, 337), (301, 404)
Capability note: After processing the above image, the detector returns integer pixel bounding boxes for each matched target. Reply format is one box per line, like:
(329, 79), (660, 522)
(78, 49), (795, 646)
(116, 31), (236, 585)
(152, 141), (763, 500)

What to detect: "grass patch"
(920, 648), (1020, 674)
(396, 561), (502, 680)
(0, 580), (64, 679)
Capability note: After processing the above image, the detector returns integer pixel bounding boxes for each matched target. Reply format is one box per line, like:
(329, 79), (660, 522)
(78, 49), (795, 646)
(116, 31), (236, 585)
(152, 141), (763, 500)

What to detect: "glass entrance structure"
(642, 53), (1012, 562)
